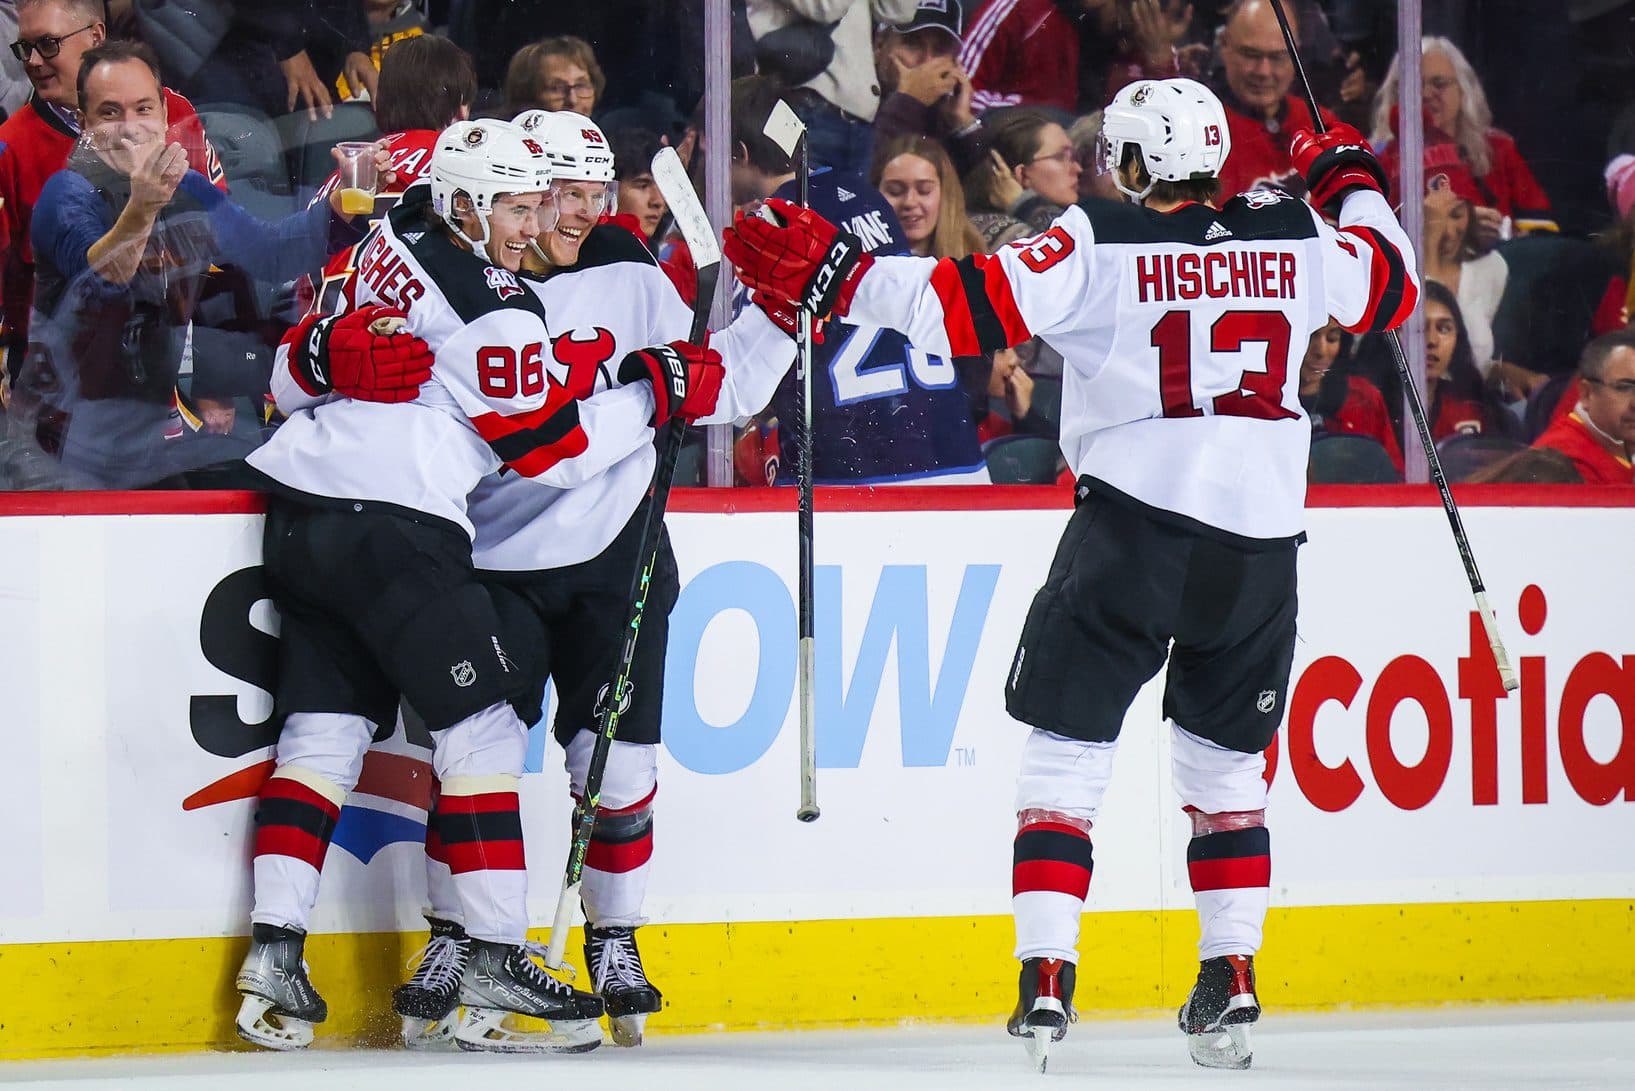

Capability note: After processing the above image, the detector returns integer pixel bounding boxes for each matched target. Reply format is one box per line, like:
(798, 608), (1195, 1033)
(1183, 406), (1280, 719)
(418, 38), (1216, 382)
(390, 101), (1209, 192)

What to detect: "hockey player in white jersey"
(235, 118), (731, 1054)
(725, 78), (1419, 1072)
(271, 111), (797, 1050)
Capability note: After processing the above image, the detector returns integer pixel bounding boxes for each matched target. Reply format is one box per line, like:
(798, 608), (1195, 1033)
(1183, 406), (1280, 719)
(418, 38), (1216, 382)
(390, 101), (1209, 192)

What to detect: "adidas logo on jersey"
(835, 186), (856, 202)
(1204, 221), (1233, 241)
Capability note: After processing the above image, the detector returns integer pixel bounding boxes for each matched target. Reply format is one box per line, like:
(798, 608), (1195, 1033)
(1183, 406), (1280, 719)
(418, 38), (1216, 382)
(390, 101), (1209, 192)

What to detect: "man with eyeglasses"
(0, 0), (222, 403)
(1211, 0), (1336, 201)
(1532, 329), (1635, 485)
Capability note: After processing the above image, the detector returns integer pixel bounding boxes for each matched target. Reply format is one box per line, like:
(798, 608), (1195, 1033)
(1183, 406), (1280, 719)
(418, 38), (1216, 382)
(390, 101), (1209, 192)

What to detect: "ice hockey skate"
(1179, 954), (1259, 1069)
(1006, 957), (1076, 1073)
(585, 924), (663, 1046)
(453, 938), (605, 1053)
(234, 925), (328, 1051)
(393, 917), (470, 1050)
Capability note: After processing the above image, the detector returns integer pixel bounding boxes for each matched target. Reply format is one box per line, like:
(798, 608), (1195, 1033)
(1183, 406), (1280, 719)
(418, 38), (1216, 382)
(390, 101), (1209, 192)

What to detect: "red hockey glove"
(722, 197), (872, 321)
(751, 289), (825, 344)
(1290, 124), (1389, 218)
(617, 340), (725, 427)
(285, 304), (432, 403)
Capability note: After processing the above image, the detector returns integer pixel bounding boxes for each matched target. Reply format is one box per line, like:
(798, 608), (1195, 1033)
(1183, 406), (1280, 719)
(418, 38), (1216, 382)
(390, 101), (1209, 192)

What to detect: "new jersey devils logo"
(550, 327), (618, 397)
(485, 266), (524, 300)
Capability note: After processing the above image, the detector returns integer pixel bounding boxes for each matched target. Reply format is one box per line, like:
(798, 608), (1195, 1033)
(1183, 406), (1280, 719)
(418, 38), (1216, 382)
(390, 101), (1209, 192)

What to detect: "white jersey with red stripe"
(259, 191), (795, 561)
(846, 189), (1418, 542)
(251, 190), (659, 536)
(465, 242), (795, 572)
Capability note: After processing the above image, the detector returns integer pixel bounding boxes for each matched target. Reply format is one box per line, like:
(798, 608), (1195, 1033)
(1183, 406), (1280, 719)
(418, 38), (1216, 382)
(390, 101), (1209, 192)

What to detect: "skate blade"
(401, 1012), (460, 1051)
(234, 994), (315, 1051)
(1024, 1024), (1052, 1074)
(453, 1006), (602, 1054)
(1187, 1024), (1252, 1070)
(609, 1012), (648, 1047)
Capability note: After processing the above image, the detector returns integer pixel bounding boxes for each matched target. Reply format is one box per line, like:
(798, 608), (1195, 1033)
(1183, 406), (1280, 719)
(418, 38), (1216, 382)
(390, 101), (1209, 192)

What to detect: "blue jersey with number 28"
(770, 168), (983, 484)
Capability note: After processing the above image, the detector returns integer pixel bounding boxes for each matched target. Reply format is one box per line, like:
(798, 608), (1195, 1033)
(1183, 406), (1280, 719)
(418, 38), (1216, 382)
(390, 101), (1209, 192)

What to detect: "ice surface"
(2, 1005), (1631, 1090)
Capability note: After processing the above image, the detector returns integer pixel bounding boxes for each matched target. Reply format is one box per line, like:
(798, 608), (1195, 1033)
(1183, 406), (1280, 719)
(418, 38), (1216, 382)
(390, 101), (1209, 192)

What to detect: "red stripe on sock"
(1188, 855), (1271, 892)
(1012, 858), (1091, 899)
(425, 824), (447, 865)
(442, 838), (527, 874)
(585, 831), (653, 874)
(254, 825), (329, 870)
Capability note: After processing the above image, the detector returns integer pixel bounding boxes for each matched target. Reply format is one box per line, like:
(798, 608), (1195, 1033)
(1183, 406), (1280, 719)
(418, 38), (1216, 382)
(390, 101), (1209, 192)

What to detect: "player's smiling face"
(477, 191), (553, 272)
(541, 179), (613, 266)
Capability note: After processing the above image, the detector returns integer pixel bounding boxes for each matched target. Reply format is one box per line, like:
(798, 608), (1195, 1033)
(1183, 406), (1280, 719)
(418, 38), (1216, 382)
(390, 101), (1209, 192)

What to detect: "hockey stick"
(762, 99), (821, 822)
(542, 146), (722, 971)
(1267, 0), (1517, 691)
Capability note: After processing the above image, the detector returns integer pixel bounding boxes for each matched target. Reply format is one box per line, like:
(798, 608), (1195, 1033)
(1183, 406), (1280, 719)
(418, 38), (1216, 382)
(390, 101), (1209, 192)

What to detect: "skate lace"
(517, 941), (577, 997)
(590, 929), (646, 993)
(403, 934), (467, 994)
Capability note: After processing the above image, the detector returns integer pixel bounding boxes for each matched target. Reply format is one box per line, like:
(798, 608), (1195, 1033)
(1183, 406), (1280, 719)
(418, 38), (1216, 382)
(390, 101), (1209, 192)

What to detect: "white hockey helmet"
(1099, 78), (1232, 202)
(429, 119), (557, 261)
(513, 109), (617, 183)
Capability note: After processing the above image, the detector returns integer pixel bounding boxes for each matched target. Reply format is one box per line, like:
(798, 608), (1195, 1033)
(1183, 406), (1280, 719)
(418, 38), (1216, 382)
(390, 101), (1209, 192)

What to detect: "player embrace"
(726, 78), (1417, 1071)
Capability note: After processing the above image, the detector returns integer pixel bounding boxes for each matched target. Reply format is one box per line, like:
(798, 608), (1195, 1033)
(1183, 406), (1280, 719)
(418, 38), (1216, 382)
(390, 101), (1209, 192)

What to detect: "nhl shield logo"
(593, 681), (634, 719)
(485, 266), (523, 301)
(451, 660), (477, 688)
(1256, 689), (1277, 715)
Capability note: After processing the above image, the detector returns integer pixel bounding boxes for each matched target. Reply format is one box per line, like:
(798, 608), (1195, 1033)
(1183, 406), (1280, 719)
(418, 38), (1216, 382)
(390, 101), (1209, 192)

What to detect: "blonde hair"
(1372, 36), (1495, 178)
(870, 135), (983, 260)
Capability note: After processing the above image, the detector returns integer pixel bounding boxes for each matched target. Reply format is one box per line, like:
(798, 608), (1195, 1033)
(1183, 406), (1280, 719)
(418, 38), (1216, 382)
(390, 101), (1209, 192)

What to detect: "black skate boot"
(1179, 954), (1260, 1069)
(1006, 957), (1076, 1073)
(585, 924), (664, 1047)
(392, 917), (470, 1050)
(234, 924), (328, 1051)
(453, 938), (605, 1053)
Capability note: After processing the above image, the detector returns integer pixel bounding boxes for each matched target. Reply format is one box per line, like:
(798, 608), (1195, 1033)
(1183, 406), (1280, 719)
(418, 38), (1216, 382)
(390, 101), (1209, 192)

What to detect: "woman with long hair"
(870, 133), (984, 259)
(1372, 36), (1556, 245)
(1416, 279), (1514, 442)
(1299, 320), (1403, 472)
(960, 109), (1083, 251)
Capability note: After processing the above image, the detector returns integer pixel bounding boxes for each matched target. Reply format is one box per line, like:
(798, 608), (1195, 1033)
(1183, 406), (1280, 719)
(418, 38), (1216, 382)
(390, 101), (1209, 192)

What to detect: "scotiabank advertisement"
(0, 495), (1631, 947)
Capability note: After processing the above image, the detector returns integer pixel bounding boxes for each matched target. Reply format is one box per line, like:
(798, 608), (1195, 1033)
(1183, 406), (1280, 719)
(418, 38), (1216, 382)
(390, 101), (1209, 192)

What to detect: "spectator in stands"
(871, 133), (983, 259)
(1, 0), (32, 118)
(503, 35), (603, 118)
(1372, 36), (1558, 249)
(1466, 447), (1582, 484)
(747, 0), (919, 175)
(1421, 174), (1509, 379)
(871, 2), (991, 178)
(1094, 0), (1211, 100)
(1417, 279), (1512, 442)
(1299, 319), (1403, 471)
(126, 1), (377, 122)
(334, 0), (433, 101)
(0, 0), (224, 402)
(963, 110), (1081, 249)
(1211, 0), (1337, 198)
(1068, 110), (1121, 203)
(14, 41), (361, 487)
(604, 125), (696, 302)
(958, 0), (1078, 113)
(975, 340), (1058, 444)
(1531, 329), (1635, 484)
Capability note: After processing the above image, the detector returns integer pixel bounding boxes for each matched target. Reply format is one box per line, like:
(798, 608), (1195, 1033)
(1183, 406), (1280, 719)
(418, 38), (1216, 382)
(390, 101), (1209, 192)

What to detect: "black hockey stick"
(1267, 0), (1516, 691)
(542, 146), (722, 971)
(762, 99), (820, 822)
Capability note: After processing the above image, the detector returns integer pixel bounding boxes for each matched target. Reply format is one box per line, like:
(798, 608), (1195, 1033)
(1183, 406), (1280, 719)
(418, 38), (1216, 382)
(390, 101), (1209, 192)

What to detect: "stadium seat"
(195, 107), (297, 222)
(983, 435), (1062, 484)
(1029, 375), (1062, 436)
(1434, 432), (1527, 482)
(275, 103), (381, 193)
(1523, 372), (1577, 442)
(673, 436), (706, 487)
(1308, 432), (1401, 484)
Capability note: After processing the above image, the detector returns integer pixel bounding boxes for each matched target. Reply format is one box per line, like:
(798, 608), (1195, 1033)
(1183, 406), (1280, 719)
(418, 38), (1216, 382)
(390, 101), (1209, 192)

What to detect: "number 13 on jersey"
(1150, 309), (1298, 421)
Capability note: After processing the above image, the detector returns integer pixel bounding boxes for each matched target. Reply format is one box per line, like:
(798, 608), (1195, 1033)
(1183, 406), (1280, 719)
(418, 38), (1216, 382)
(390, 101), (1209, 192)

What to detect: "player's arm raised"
(723, 195), (1094, 359)
(645, 262), (797, 424)
(1291, 125), (1421, 334)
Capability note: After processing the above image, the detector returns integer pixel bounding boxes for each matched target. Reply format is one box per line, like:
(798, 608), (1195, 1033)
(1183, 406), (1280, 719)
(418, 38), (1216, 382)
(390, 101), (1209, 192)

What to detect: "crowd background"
(0, 0), (1632, 491)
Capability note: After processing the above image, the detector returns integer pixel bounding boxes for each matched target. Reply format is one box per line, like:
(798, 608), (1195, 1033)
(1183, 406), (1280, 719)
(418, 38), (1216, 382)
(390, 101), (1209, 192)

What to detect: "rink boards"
(0, 485), (1632, 1057)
